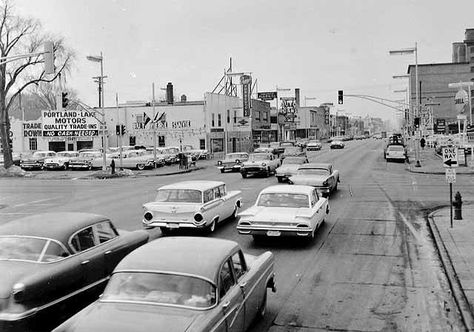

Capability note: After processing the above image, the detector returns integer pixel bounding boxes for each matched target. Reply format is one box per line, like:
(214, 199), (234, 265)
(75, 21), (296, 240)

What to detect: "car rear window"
(155, 189), (202, 203)
(388, 146), (404, 151)
(103, 272), (217, 309)
(257, 193), (309, 208)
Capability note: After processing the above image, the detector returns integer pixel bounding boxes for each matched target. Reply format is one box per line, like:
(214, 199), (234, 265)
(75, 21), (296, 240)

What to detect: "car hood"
(242, 160), (267, 166)
(240, 206), (312, 220)
(0, 261), (40, 299)
(20, 157), (44, 162)
(55, 301), (202, 332)
(276, 165), (300, 173)
(44, 157), (68, 163)
(289, 174), (329, 186)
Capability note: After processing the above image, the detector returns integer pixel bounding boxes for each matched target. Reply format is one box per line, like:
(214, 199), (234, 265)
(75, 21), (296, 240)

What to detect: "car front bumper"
(218, 164), (241, 171)
(240, 167), (266, 175)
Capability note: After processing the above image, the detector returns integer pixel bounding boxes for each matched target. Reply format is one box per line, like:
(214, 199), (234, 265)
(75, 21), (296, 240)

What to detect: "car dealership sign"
(42, 110), (100, 137)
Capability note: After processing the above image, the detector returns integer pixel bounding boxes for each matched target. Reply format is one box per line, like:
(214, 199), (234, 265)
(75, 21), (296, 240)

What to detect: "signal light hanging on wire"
(62, 92), (69, 109)
(338, 90), (343, 104)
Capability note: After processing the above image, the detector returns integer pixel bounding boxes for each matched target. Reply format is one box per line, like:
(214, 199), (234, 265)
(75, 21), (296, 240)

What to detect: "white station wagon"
(143, 181), (242, 235)
(237, 185), (329, 241)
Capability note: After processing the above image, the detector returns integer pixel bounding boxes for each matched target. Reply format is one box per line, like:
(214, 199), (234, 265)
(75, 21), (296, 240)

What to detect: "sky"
(13, 0), (474, 125)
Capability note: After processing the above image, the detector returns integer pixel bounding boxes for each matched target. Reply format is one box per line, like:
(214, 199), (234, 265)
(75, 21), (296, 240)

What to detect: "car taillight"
(217, 161), (222, 165)
(236, 159), (240, 164)
(262, 163), (267, 166)
(194, 213), (203, 222)
(144, 212), (153, 222)
(12, 283), (25, 302)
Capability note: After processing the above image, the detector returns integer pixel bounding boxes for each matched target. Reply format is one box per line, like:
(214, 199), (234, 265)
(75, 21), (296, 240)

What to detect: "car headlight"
(322, 180), (328, 186)
(262, 163), (267, 167)
(217, 161), (222, 165)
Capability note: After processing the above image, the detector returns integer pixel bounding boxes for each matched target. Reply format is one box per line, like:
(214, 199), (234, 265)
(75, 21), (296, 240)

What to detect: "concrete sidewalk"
(407, 146), (474, 174)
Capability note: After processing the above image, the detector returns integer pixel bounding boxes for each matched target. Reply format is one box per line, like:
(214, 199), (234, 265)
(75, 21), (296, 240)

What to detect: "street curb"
(427, 210), (474, 331)
(134, 166), (207, 178)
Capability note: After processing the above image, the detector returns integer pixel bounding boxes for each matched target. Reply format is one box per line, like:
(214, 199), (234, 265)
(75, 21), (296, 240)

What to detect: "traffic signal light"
(414, 117), (420, 128)
(338, 90), (343, 104)
(115, 125), (121, 135)
(43, 41), (54, 75)
(61, 92), (69, 109)
(121, 124), (126, 135)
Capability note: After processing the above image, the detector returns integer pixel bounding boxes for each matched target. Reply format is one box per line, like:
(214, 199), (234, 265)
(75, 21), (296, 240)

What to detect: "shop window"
(218, 114), (222, 127)
(29, 138), (37, 151)
(263, 111), (268, 121)
(212, 113), (215, 127)
(199, 139), (205, 150)
(255, 111), (260, 121)
(158, 136), (165, 147)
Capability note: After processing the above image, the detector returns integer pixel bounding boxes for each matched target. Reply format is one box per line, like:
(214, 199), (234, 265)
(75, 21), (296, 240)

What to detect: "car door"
(69, 226), (107, 289)
(216, 185), (234, 221)
(310, 189), (323, 229)
(219, 259), (244, 332)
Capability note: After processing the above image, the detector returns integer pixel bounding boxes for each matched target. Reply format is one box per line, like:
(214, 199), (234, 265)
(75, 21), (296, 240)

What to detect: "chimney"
(166, 82), (174, 104)
(295, 88), (300, 107)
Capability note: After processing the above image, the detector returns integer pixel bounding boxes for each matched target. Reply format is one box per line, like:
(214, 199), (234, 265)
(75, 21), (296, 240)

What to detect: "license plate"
(167, 223), (179, 229)
(267, 230), (281, 237)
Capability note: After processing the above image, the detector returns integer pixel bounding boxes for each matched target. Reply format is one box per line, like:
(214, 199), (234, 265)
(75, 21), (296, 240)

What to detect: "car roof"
(260, 185), (314, 195)
(114, 237), (239, 283)
(298, 163), (331, 169)
(158, 180), (225, 191)
(0, 212), (110, 244)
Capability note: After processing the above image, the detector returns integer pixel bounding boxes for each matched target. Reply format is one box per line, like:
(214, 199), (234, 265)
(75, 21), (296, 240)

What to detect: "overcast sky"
(14, 0), (474, 124)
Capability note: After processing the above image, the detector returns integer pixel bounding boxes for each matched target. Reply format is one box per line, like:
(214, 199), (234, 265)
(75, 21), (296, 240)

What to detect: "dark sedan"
(0, 212), (149, 331)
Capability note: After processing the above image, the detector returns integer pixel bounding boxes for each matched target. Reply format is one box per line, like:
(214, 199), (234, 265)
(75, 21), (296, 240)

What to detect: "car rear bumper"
(218, 165), (241, 171)
(237, 226), (313, 237)
(142, 219), (206, 229)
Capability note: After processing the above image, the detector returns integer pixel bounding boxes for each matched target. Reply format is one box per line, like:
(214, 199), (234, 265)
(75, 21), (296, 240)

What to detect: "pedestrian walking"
(110, 159), (116, 174)
(420, 137), (426, 150)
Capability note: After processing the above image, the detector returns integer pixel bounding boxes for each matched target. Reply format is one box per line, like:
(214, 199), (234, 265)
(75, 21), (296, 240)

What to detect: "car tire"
(206, 220), (216, 234)
(88, 165), (92, 171)
(277, 177), (283, 183)
(160, 227), (171, 236)
(220, 169), (225, 173)
(241, 173), (247, 178)
(137, 163), (145, 170)
(265, 168), (270, 177)
(257, 290), (267, 319)
(252, 235), (264, 243)
(230, 207), (238, 220)
(63, 164), (68, 170)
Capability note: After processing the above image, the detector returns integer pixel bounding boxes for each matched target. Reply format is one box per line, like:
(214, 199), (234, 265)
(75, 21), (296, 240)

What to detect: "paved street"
(0, 139), (469, 331)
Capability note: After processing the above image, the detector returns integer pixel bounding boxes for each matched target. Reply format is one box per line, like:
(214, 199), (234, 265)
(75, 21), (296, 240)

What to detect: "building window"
(29, 138), (37, 151)
(270, 115), (277, 124)
(263, 111), (268, 121)
(255, 111), (260, 121)
(218, 114), (222, 127)
(136, 114), (143, 124)
(212, 113), (215, 127)
(234, 110), (237, 124)
(200, 139), (205, 150)
(158, 136), (165, 147)
(227, 109), (230, 123)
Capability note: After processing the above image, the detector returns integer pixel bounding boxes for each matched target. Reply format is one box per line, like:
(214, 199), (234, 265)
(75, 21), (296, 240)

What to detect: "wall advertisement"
(42, 110), (99, 137)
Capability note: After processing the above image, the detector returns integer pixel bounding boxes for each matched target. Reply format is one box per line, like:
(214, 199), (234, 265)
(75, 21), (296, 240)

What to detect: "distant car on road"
(385, 145), (407, 162)
(53, 237), (276, 332)
(216, 152), (249, 173)
(275, 156), (309, 183)
(306, 140), (322, 151)
(0, 212), (149, 330)
(330, 139), (345, 149)
(240, 153), (280, 178)
(237, 185), (329, 241)
(20, 150), (56, 170)
(288, 163), (340, 197)
(142, 181), (242, 234)
(43, 151), (80, 170)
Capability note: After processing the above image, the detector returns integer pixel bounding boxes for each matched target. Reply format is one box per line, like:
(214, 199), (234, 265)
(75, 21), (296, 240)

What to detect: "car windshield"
(257, 193), (309, 208)
(155, 189), (202, 203)
(80, 152), (100, 158)
(32, 152), (49, 158)
(297, 168), (330, 176)
(102, 272), (217, 309)
(0, 236), (68, 263)
(282, 157), (305, 165)
(57, 152), (78, 157)
(226, 153), (246, 159)
(249, 154), (269, 161)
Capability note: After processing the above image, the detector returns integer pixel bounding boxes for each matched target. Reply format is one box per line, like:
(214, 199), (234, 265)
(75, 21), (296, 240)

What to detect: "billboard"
(42, 110), (100, 137)
(257, 91), (277, 101)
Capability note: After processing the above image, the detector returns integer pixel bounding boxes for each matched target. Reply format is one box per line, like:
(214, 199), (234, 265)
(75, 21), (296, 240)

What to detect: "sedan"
(275, 156), (309, 183)
(330, 140), (344, 149)
(306, 140), (322, 151)
(385, 145), (407, 162)
(288, 163), (340, 197)
(53, 237), (276, 332)
(44, 151), (80, 170)
(216, 152), (249, 173)
(20, 150), (56, 170)
(237, 185), (329, 241)
(0, 212), (149, 331)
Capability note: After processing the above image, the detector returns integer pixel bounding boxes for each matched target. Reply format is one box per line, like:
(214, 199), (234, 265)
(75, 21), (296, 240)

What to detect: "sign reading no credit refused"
(445, 168), (456, 183)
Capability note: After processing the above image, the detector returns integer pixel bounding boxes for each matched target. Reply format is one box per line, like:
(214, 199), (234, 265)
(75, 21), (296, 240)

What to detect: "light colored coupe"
(240, 153), (280, 178)
(91, 150), (155, 170)
(237, 185), (329, 241)
(275, 156), (309, 183)
(43, 151), (80, 170)
(288, 163), (340, 197)
(216, 152), (249, 173)
(53, 237), (276, 332)
(142, 181), (242, 234)
(306, 140), (322, 151)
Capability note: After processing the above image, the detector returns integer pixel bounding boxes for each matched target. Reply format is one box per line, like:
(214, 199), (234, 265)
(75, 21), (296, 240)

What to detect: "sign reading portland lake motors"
(42, 110), (100, 137)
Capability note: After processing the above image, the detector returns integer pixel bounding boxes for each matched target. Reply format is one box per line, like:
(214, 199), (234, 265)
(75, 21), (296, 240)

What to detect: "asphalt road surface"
(0, 139), (470, 331)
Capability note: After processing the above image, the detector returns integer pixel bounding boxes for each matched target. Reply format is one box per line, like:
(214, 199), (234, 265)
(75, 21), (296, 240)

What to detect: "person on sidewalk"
(110, 159), (115, 174)
(420, 137), (426, 150)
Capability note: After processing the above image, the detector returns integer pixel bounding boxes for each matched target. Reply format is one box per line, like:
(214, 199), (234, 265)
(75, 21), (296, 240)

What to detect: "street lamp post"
(86, 53), (107, 171)
(390, 43), (420, 166)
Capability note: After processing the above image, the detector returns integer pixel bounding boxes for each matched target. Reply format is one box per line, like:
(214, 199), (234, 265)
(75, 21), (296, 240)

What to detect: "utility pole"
(152, 83), (157, 167)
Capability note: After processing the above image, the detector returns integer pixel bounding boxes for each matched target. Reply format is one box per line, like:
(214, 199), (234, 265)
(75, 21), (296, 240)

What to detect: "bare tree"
(0, 0), (74, 168)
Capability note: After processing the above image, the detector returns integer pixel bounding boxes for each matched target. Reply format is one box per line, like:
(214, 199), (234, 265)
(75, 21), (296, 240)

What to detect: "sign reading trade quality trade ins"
(42, 110), (100, 137)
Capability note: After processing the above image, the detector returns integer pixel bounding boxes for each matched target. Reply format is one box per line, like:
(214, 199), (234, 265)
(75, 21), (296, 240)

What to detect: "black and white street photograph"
(2, 0), (474, 331)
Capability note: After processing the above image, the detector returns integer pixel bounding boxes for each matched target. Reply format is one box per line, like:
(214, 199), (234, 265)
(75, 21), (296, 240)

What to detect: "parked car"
(20, 150), (56, 170)
(306, 140), (322, 151)
(275, 156), (309, 183)
(182, 145), (210, 160)
(216, 152), (249, 173)
(0, 152), (21, 167)
(53, 237), (276, 332)
(288, 163), (340, 197)
(0, 212), (149, 331)
(295, 139), (309, 148)
(279, 141), (296, 147)
(240, 153), (281, 178)
(142, 181), (242, 234)
(69, 150), (103, 170)
(237, 185), (329, 241)
(330, 139), (345, 149)
(43, 151), (80, 170)
(92, 150), (155, 170)
(385, 145), (407, 162)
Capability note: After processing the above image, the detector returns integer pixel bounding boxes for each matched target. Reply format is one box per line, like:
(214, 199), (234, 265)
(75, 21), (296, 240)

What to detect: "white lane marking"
(11, 197), (61, 208)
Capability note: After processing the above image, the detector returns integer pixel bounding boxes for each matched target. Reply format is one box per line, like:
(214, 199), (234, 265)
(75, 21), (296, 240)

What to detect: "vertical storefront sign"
(241, 75), (252, 117)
